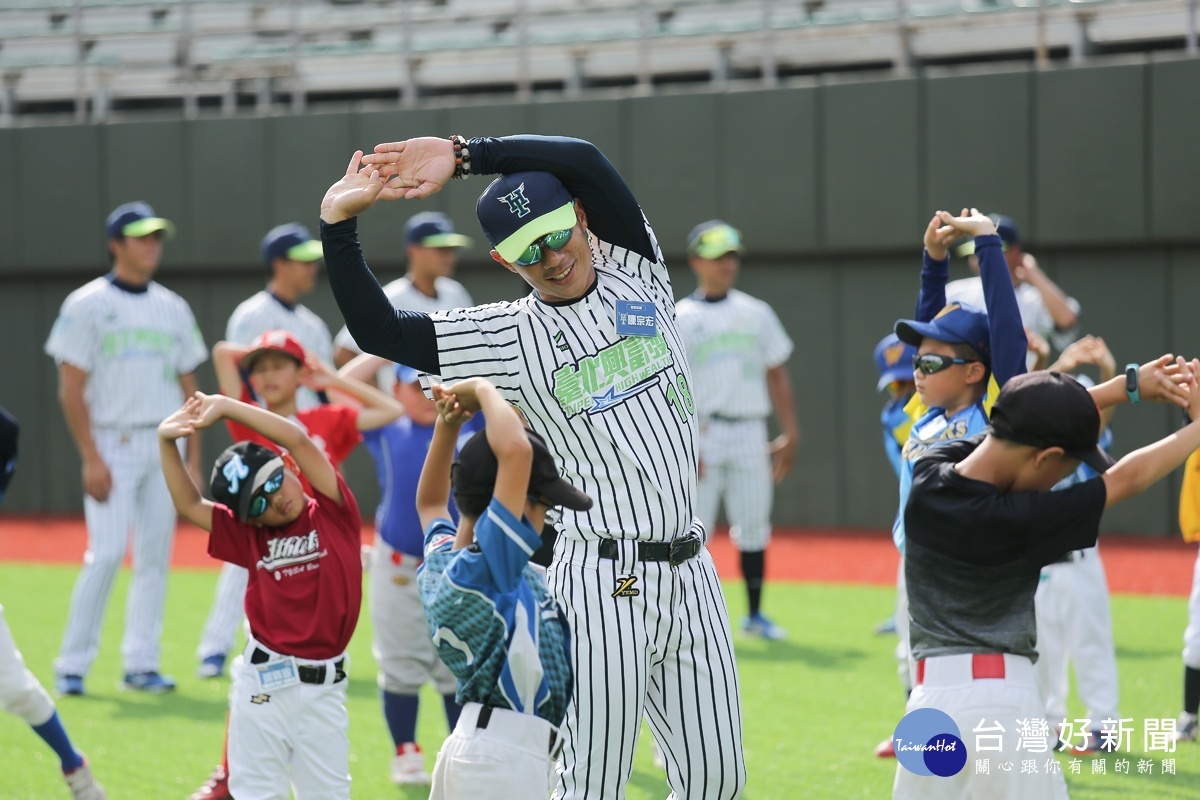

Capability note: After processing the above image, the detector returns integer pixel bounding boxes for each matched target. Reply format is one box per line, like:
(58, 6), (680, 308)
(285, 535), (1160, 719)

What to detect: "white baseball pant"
(1183, 544), (1200, 670)
(894, 653), (1068, 800)
(695, 419), (772, 552)
(197, 563), (249, 661)
(369, 539), (456, 695)
(228, 640), (351, 800)
(894, 558), (914, 693)
(1034, 548), (1119, 723)
(429, 702), (562, 800)
(0, 605), (56, 726)
(57, 428), (177, 676)
(548, 537), (746, 800)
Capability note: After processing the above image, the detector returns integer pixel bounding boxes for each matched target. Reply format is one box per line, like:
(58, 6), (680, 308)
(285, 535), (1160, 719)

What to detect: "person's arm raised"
(416, 391), (474, 531)
(157, 398), (215, 531)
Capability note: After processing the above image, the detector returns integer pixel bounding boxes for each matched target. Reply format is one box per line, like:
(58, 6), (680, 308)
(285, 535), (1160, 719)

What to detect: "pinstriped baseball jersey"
(226, 290), (334, 363)
(675, 289), (793, 419)
(44, 276), (208, 427)
(334, 277), (474, 355)
(427, 221), (700, 544)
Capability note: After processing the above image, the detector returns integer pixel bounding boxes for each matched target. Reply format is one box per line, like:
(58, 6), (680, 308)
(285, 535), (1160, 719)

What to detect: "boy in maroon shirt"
(158, 391), (362, 800)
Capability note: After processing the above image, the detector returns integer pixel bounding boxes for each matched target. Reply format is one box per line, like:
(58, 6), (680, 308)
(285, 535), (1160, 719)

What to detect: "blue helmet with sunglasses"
(476, 171), (579, 265)
(211, 442), (288, 522)
(894, 302), (991, 367)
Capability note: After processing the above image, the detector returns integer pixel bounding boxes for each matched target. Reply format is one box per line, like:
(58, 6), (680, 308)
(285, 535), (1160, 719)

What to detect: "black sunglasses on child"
(912, 353), (979, 375)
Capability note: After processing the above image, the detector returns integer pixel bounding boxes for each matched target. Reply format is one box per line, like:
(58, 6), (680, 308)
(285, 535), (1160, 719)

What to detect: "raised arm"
(211, 341), (252, 398)
(416, 399), (469, 531)
(913, 214), (957, 322)
(310, 356), (403, 431)
(157, 398), (215, 531)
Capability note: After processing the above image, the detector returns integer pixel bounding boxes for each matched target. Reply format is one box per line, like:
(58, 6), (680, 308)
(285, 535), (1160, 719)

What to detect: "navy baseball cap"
(261, 223), (323, 266)
(476, 171), (578, 264)
(873, 333), (918, 391)
(394, 363), (421, 385)
(211, 442), (286, 522)
(954, 214), (1019, 257)
(405, 212), (472, 248)
(453, 427), (593, 513)
(989, 370), (1115, 473)
(106, 201), (175, 240)
(894, 302), (992, 364)
(687, 220), (744, 259)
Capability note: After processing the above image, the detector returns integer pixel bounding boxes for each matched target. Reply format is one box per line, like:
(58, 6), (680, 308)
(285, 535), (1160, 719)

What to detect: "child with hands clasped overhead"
(413, 377), (592, 800)
(159, 392), (363, 800)
(893, 355), (1200, 800)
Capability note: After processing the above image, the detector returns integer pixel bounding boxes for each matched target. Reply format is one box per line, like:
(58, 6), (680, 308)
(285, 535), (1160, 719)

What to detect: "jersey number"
(665, 374), (695, 421)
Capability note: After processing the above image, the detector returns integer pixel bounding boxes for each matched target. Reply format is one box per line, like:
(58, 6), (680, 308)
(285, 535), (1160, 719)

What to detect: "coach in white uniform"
(321, 136), (746, 799)
(676, 221), (797, 640)
(332, 211), (473, 368)
(196, 222), (334, 678)
(47, 201), (208, 695)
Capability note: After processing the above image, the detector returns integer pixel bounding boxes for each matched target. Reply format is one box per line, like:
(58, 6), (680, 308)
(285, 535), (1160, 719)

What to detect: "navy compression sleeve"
(321, 217), (441, 374)
(976, 233), (1027, 386)
(913, 250), (950, 323)
(470, 135), (655, 262)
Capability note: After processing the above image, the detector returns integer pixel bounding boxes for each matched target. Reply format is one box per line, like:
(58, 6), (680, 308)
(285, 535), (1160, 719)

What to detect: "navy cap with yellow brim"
(687, 220), (744, 260)
(261, 222), (323, 265)
(405, 211), (473, 249)
(477, 171), (578, 264)
(106, 201), (175, 240)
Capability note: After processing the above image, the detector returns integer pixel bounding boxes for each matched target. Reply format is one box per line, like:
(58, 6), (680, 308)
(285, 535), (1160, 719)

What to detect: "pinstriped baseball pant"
(549, 536), (746, 800)
(56, 428), (177, 676)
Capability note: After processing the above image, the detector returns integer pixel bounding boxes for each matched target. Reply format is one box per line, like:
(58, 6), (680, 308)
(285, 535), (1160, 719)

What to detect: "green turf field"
(0, 564), (1195, 798)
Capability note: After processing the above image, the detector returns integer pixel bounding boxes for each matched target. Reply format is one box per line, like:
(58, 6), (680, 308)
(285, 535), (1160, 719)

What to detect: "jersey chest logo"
(256, 529), (326, 575)
(612, 576), (640, 598)
(901, 419), (971, 461)
(551, 333), (674, 417)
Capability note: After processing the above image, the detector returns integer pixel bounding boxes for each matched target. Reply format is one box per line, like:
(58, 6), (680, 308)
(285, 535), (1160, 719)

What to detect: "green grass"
(0, 564), (1196, 798)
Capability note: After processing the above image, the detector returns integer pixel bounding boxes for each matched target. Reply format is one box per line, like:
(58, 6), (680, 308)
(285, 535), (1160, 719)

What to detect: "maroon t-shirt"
(208, 473), (363, 660)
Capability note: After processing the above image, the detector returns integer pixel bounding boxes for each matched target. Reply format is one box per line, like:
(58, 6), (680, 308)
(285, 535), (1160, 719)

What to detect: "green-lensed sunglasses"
(248, 470), (285, 518)
(514, 228), (573, 267)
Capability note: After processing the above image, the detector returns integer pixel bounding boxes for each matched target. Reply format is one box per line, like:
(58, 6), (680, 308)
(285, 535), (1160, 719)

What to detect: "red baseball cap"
(241, 330), (306, 371)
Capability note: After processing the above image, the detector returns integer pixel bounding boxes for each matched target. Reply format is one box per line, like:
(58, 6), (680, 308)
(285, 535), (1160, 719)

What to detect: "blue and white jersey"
(363, 415), (482, 558)
(418, 499), (572, 725)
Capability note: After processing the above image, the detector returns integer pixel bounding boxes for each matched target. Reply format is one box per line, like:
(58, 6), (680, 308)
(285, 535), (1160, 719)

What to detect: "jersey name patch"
(615, 300), (657, 337)
(551, 334), (674, 417)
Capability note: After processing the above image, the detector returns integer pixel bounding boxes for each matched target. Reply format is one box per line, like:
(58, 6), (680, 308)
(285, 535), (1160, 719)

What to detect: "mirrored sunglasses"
(912, 353), (979, 375)
(514, 228), (573, 267)
(248, 470), (285, 518)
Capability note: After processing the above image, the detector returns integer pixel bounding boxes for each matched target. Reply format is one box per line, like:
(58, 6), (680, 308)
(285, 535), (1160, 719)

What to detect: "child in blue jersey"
(874, 333), (919, 481)
(415, 376), (593, 800)
(346, 356), (483, 785)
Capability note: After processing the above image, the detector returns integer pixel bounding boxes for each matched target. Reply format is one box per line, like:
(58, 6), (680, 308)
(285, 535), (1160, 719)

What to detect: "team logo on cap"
(498, 183), (532, 218)
(223, 454), (249, 493)
(933, 303), (962, 320)
(884, 342), (906, 366)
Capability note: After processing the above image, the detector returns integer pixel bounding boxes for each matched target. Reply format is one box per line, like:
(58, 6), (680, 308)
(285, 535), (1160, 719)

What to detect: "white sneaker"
(1174, 713), (1198, 743)
(391, 742), (430, 785)
(64, 758), (106, 800)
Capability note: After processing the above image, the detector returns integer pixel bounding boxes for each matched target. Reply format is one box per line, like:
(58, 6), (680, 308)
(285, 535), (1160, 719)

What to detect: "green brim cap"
(418, 232), (472, 249)
(688, 222), (743, 259)
(286, 239), (324, 262)
(123, 217), (175, 239)
(494, 201), (578, 264)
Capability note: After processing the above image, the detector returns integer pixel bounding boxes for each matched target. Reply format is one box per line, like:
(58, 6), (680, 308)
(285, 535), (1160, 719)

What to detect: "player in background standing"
(945, 214), (1080, 368)
(894, 358), (1200, 800)
(226, 223), (333, 409)
(1171, 433), (1200, 742)
(675, 220), (798, 640)
(46, 201), (208, 696)
(875, 209), (1028, 758)
(1034, 335), (1123, 753)
(332, 211), (473, 368)
(158, 392), (362, 800)
(415, 377), (590, 800)
(321, 136), (746, 799)
(0, 409), (106, 799)
(339, 354), (482, 785)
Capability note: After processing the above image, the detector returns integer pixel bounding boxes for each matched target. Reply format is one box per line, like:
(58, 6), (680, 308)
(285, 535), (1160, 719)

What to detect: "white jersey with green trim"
(45, 276), (208, 427)
(425, 225), (700, 544)
(226, 290), (333, 361)
(675, 288), (793, 420)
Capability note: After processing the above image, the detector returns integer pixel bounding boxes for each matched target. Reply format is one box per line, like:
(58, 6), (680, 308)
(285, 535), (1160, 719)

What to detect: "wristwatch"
(1124, 363), (1140, 404)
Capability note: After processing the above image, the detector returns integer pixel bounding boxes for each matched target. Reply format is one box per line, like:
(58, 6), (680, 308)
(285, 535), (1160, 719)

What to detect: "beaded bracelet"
(449, 135), (471, 180)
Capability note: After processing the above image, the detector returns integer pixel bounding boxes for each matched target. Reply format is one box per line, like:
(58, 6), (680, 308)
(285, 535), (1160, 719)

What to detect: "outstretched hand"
(934, 208), (997, 239)
(431, 384), (475, 427)
(320, 150), (406, 224)
(1137, 355), (1192, 408)
(922, 213), (959, 261)
(361, 137), (456, 201)
(158, 396), (202, 441)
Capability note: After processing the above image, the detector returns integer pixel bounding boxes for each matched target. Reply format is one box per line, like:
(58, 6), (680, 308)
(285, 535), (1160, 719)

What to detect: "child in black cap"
(157, 392), (362, 800)
(894, 357), (1200, 800)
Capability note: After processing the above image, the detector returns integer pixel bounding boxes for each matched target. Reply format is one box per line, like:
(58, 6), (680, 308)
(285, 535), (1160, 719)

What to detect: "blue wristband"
(1124, 363), (1140, 404)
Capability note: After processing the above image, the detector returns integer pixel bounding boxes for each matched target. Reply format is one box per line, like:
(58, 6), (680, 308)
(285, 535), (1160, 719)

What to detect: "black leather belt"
(709, 414), (761, 423)
(251, 647), (346, 684)
(475, 704), (564, 757)
(598, 534), (702, 567)
(1051, 549), (1088, 565)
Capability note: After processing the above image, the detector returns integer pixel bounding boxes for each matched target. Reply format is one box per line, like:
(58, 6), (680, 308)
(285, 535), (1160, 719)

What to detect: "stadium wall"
(1, 57), (1198, 534)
